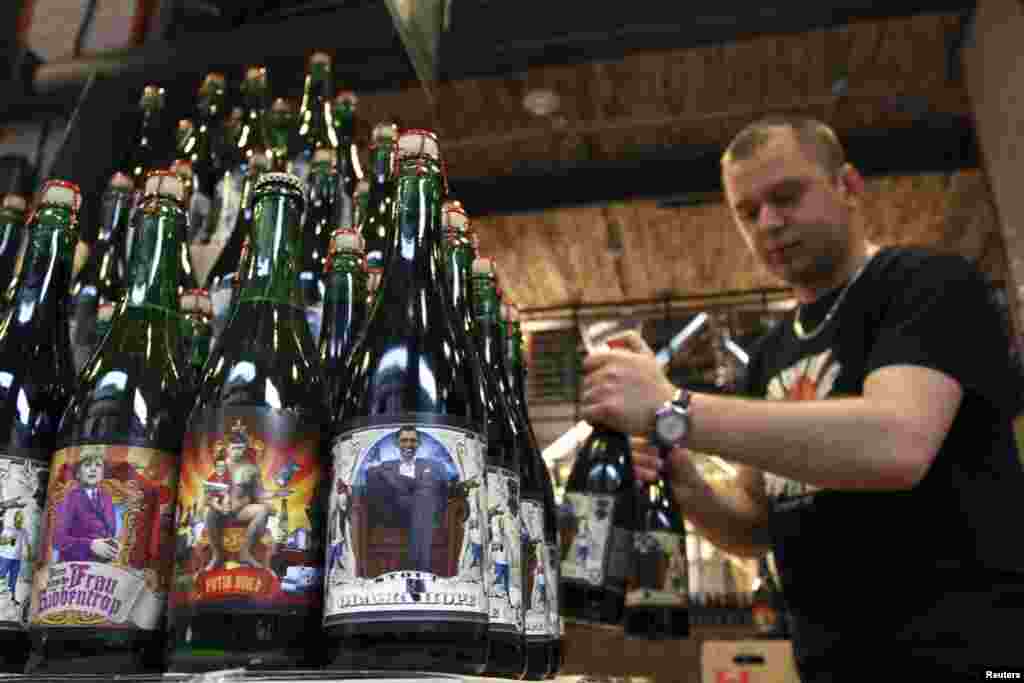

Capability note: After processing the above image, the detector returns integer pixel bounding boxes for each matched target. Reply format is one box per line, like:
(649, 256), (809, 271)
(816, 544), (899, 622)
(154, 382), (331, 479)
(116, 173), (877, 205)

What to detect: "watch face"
(656, 412), (687, 445)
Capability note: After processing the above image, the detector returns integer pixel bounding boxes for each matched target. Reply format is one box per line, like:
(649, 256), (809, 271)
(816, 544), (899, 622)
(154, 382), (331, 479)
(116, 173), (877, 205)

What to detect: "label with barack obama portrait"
(324, 419), (487, 625)
(170, 408), (324, 617)
(29, 444), (177, 630)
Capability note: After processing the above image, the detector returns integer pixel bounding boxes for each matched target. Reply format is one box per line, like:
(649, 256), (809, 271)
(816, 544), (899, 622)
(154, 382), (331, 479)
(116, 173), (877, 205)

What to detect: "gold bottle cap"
(109, 172), (135, 191)
(1, 195), (26, 211)
(245, 66), (267, 83)
(472, 257), (495, 277)
(144, 170), (185, 203)
(397, 129), (441, 161)
(335, 90), (358, 106)
(39, 180), (81, 210)
(330, 228), (365, 255)
(313, 148), (337, 165)
(442, 201), (468, 232)
(372, 122), (398, 144)
(310, 51), (331, 66)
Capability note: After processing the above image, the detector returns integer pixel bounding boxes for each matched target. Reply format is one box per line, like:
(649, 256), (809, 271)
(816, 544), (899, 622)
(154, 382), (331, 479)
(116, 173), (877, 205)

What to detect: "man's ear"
(838, 163), (865, 200)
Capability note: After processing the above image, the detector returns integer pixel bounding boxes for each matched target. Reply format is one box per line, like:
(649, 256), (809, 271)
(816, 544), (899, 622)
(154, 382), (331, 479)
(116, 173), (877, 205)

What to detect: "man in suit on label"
(368, 426), (449, 579)
(55, 447), (119, 564)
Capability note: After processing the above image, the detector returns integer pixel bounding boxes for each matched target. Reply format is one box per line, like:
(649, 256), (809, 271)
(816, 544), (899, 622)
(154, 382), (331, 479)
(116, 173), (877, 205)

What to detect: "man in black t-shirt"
(580, 115), (1024, 681)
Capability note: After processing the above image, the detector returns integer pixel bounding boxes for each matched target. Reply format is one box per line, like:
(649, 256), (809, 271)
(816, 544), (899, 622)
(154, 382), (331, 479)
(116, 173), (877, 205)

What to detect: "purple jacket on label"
(55, 486), (117, 563)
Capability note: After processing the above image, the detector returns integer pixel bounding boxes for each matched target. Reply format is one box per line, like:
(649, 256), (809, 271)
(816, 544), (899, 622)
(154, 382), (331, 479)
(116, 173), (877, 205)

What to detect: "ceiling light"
(523, 89), (561, 117)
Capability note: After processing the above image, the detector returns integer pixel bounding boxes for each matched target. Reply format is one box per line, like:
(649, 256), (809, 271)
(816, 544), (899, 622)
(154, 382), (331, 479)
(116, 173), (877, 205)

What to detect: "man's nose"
(757, 203), (787, 232)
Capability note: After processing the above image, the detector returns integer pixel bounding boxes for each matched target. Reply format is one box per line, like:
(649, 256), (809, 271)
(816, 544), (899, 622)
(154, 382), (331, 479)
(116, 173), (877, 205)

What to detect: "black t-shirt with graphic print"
(741, 246), (1024, 678)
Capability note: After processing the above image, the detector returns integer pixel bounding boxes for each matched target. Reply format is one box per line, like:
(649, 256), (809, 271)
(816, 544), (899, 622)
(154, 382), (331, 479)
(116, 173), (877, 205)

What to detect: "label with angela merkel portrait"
(29, 444), (177, 630)
(324, 419), (487, 626)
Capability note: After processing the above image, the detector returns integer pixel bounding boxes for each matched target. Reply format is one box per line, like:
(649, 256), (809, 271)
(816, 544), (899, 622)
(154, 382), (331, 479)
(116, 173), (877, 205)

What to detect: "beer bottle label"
(547, 542), (561, 639)
(625, 531), (688, 608)
(30, 444), (176, 630)
(560, 492), (631, 589)
(0, 452), (47, 629)
(521, 499), (551, 639)
(171, 409), (323, 616)
(485, 466), (522, 633)
(324, 422), (487, 625)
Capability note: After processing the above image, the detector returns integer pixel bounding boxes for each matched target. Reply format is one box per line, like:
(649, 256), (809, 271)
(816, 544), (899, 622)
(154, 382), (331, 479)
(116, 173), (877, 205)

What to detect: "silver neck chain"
(792, 252), (877, 341)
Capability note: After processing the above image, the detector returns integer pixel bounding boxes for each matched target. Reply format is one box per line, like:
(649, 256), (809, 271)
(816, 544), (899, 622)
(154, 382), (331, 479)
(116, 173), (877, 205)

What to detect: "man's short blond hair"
(721, 115), (847, 177)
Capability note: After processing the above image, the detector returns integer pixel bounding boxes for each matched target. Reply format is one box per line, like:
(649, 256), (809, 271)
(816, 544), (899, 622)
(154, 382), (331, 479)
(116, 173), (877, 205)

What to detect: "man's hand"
(581, 331), (677, 435)
(632, 438), (708, 500)
(90, 537), (119, 561)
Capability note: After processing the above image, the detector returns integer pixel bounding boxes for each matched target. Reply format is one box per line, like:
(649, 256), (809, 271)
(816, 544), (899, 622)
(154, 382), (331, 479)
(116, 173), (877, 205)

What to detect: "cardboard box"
(701, 639), (801, 683)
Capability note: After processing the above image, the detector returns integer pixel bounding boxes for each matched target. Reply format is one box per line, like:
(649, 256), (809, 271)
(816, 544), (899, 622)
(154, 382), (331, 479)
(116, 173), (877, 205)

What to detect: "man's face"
(79, 458), (104, 487)
(723, 130), (854, 291)
(398, 430), (419, 460)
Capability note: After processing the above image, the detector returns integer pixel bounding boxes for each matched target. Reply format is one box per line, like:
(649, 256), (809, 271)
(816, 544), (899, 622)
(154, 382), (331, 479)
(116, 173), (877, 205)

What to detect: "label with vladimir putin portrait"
(30, 444), (177, 630)
(170, 409), (324, 617)
(324, 420), (487, 626)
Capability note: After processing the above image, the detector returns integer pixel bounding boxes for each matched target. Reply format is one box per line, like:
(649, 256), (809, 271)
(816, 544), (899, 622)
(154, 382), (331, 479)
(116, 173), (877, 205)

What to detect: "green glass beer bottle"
(27, 171), (193, 673)
(319, 228), (368, 418)
(505, 302), (563, 677)
(68, 173), (133, 373)
(266, 98), (296, 174)
(332, 91), (363, 232)
(560, 426), (636, 626)
(299, 148), (339, 342)
(186, 73), (227, 245)
(624, 472), (690, 640)
(471, 257), (528, 680)
(179, 288), (214, 387)
(0, 180), (79, 673)
(168, 172), (326, 672)
(360, 122), (398, 287)
(292, 52), (338, 188)
(324, 129), (489, 675)
(0, 194), (27, 315)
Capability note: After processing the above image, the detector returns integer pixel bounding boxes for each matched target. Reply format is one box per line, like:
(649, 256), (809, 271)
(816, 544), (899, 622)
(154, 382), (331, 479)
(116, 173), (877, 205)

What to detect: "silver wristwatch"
(651, 387), (691, 450)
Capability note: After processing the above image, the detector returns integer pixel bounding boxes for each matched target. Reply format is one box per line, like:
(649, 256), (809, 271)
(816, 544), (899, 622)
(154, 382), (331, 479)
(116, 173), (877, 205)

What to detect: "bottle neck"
(334, 106), (355, 144)
(323, 254), (367, 335)
(239, 91), (269, 154)
(124, 197), (185, 311)
(300, 66), (337, 148)
(370, 144), (395, 187)
(238, 191), (304, 307)
(471, 277), (510, 385)
(378, 160), (445, 303)
(508, 326), (528, 410)
(95, 189), (134, 244)
(9, 205), (75, 333)
(0, 209), (24, 256)
(446, 235), (475, 333)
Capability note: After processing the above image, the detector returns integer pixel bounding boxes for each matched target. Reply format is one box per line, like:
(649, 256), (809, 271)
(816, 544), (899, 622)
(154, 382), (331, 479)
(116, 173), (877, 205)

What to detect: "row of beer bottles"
(0, 128), (563, 679)
(105, 57), (368, 339)
(558, 428), (692, 640)
(66, 71), (393, 377)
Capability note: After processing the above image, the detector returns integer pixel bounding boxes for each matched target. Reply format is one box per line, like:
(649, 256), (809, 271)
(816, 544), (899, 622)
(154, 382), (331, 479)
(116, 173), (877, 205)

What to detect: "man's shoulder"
(871, 245), (984, 285)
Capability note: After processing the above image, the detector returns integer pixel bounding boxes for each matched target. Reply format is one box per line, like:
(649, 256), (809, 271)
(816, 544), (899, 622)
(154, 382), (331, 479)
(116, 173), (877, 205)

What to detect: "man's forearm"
(687, 392), (929, 491)
(675, 474), (771, 558)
